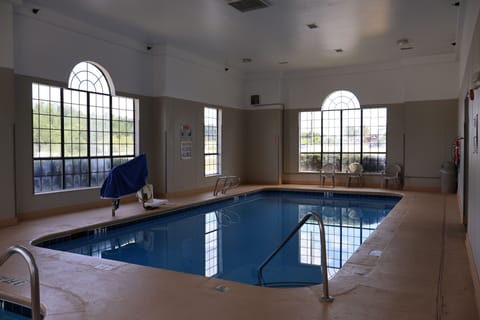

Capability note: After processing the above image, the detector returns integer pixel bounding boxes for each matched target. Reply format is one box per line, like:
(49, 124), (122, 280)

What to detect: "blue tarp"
(100, 154), (148, 199)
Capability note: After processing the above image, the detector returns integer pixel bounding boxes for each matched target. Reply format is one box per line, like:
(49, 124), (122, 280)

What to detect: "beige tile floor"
(0, 185), (478, 319)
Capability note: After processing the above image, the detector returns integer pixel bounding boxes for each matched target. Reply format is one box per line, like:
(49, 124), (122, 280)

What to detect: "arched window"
(322, 90), (360, 111)
(32, 61), (137, 194)
(68, 61), (114, 95)
(299, 90), (387, 173)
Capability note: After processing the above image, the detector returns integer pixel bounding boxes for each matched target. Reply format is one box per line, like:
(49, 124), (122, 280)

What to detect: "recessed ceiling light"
(242, 58), (252, 63)
(278, 61), (289, 65)
(334, 48), (343, 53)
(307, 23), (318, 29)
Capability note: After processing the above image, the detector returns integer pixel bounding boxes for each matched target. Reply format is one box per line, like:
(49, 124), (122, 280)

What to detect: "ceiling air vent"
(227, 0), (270, 12)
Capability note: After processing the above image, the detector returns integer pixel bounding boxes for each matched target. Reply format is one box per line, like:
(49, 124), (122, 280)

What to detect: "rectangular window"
(299, 107), (387, 173)
(204, 107), (221, 176)
(362, 108), (387, 172)
(32, 83), (137, 194)
(299, 111), (322, 171)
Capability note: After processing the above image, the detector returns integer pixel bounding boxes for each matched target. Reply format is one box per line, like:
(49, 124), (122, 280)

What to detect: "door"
(463, 94), (469, 228)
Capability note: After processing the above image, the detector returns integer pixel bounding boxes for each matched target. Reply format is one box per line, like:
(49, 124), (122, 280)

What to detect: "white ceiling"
(21, 0), (461, 72)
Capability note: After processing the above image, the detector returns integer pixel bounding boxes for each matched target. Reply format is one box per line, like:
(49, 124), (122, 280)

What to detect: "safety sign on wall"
(180, 124), (192, 160)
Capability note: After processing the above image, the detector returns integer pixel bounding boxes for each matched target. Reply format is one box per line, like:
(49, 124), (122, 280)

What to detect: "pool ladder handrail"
(257, 211), (333, 302)
(213, 176), (240, 196)
(0, 245), (41, 320)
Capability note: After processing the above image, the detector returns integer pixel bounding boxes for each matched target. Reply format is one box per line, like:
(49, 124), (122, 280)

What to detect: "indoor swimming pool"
(35, 190), (400, 287)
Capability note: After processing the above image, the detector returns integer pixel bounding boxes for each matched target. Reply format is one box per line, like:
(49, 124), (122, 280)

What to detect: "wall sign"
(180, 124), (192, 160)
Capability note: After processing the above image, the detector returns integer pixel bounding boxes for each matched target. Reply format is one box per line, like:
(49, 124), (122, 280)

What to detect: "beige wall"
(244, 108), (283, 184)
(402, 100), (458, 189)
(150, 97), (246, 194)
(281, 100), (457, 189)
(0, 67), (15, 221)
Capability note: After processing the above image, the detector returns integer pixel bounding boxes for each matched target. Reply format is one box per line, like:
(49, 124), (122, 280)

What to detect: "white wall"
(13, 6), (245, 109)
(244, 72), (284, 106)
(467, 89), (480, 272)
(13, 8), (154, 96)
(160, 46), (244, 108)
(458, 0), (480, 303)
(0, 1), (14, 69)
(459, 0), (480, 86)
(245, 55), (459, 108)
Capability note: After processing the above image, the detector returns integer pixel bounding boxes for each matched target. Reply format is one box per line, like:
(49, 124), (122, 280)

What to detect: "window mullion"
(320, 111), (324, 168)
(86, 92), (91, 187)
(360, 109), (363, 164)
(109, 95), (113, 166)
(339, 110), (343, 171)
(61, 88), (65, 190)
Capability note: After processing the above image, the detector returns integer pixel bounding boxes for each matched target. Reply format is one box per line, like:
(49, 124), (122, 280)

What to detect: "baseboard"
(402, 185), (441, 192)
(0, 217), (18, 228)
(17, 196), (137, 221)
(162, 186), (214, 198)
(466, 235), (480, 317)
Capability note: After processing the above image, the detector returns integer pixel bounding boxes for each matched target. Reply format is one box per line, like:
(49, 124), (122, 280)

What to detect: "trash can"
(440, 161), (457, 193)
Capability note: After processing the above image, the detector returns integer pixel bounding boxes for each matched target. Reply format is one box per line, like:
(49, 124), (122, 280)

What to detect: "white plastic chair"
(382, 164), (402, 189)
(347, 162), (364, 187)
(320, 163), (336, 187)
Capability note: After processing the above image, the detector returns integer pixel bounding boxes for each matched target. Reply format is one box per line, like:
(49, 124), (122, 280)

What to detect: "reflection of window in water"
(71, 230), (142, 258)
(205, 212), (219, 277)
(298, 203), (383, 279)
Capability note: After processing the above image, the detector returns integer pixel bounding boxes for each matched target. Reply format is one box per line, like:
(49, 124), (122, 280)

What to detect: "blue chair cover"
(100, 154), (148, 199)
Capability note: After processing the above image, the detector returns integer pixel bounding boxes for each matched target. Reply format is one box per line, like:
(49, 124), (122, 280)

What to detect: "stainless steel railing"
(257, 211), (333, 302)
(0, 245), (41, 320)
(213, 176), (240, 196)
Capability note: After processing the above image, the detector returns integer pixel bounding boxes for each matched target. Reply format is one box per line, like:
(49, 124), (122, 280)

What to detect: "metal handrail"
(257, 211), (333, 302)
(213, 176), (240, 196)
(0, 245), (41, 320)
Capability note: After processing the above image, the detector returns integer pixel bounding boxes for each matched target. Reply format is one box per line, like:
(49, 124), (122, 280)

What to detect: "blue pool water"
(0, 299), (37, 320)
(36, 190), (400, 287)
